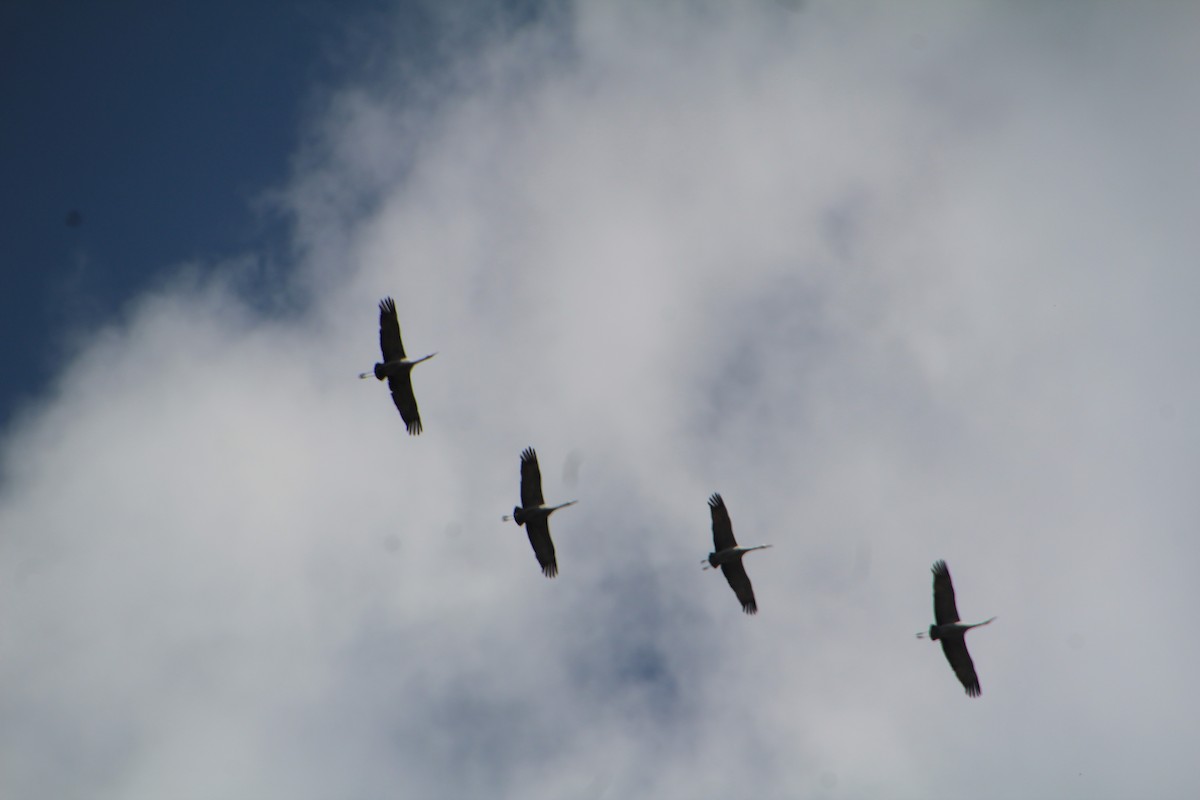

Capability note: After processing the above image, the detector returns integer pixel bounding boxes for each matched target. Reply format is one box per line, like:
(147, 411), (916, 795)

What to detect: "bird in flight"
(703, 493), (771, 614)
(502, 447), (577, 577)
(359, 297), (436, 435)
(917, 560), (996, 697)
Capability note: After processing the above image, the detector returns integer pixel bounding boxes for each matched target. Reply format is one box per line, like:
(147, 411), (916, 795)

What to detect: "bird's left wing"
(387, 372), (423, 435)
(940, 638), (981, 697)
(525, 517), (557, 578)
(720, 560), (758, 614)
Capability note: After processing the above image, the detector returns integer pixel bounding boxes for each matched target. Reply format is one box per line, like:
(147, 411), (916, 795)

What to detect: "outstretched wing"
(525, 517), (557, 578)
(520, 447), (544, 508)
(931, 560), (961, 625)
(387, 372), (422, 435)
(378, 297), (406, 362)
(708, 493), (738, 551)
(940, 638), (981, 697)
(720, 560), (757, 614)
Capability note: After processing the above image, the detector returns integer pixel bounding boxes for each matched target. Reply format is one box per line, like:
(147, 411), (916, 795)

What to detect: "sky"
(2, 1), (1200, 797)
(0, 0), (401, 426)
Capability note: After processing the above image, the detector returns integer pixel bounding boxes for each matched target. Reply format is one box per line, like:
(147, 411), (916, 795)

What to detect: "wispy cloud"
(2, 1), (1199, 797)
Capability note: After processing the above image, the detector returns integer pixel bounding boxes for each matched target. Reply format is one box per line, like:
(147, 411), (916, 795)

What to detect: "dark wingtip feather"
(407, 420), (423, 435)
(742, 602), (758, 615)
(380, 296), (396, 315)
(708, 493), (723, 510)
(542, 563), (557, 578)
(932, 559), (950, 578)
(521, 446), (537, 463)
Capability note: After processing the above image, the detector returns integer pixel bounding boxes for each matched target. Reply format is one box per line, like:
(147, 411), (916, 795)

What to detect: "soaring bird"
(359, 297), (436, 435)
(703, 493), (771, 614)
(503, 447), (577, 577)
(917, 560), (996, 697)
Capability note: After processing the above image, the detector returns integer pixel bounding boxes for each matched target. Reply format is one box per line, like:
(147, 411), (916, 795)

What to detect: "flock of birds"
(360, 296), (997, 697)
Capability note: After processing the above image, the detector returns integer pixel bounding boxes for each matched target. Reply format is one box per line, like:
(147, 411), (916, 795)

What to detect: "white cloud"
(3, 1), (1199, 797)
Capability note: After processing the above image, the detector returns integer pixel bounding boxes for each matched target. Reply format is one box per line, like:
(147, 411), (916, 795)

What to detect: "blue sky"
(3, 2), (1200, 798)
(0, 0), (408, 424)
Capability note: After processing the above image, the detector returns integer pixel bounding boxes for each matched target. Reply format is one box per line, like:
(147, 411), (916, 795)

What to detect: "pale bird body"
(706, 544), (772, 569)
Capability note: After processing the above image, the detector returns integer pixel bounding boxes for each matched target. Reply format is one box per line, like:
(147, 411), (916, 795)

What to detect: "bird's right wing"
(525, 517), (557, 578)
(931, 560), (961, 625)
(708, 493), (738, 551)
(520, 447), (545, 508)
(387, 372), (422, 435)
(720, 560), (757, 614)
(379, 297), (407, 362)
(940, 638), (981, 697)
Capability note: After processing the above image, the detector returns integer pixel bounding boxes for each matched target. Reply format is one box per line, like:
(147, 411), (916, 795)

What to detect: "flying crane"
(503, 447), (577, 577)
(917, 560), (996, 697)
(703, 493), (771, 614)
(358, 297), (436, 435)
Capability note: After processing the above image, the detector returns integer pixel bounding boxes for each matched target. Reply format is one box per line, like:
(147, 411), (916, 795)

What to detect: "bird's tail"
(502, 506), (525, 525)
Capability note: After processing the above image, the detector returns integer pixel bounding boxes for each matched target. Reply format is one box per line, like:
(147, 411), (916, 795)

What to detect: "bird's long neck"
(742, 544), (772, 553)
(412, 352), (437, 366)
(966, 616), (997, 630)
(549, 500), (578, 512)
